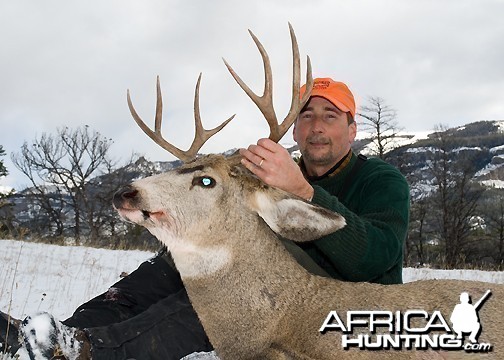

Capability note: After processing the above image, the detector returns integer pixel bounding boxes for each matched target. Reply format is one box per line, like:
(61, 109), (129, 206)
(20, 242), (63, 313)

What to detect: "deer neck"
(176, 217), (315, 359)
(180, 215), (311, 307)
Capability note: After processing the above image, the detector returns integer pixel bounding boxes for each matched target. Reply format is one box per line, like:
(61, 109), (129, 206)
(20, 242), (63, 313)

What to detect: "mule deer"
(114, 25), (504, 359)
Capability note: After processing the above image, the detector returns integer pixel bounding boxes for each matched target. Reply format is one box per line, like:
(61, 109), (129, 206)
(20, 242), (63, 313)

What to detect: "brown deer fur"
(114, 155), (504, 359)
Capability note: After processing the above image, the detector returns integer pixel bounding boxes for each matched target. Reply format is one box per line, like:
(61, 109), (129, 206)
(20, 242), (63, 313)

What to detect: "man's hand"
(239, 138), (314, 201)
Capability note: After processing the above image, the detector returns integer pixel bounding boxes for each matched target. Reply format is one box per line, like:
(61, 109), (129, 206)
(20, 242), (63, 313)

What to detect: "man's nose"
(309, 115), (324, 133)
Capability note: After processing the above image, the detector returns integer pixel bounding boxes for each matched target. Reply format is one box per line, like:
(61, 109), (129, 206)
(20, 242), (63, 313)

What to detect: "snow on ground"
(403, 267), (504, 284)
(0, 239), (154, 320)
(1, 239), (503, 322)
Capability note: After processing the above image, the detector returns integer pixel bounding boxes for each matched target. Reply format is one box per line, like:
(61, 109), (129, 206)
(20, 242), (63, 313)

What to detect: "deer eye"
(192, 176), (216, 188)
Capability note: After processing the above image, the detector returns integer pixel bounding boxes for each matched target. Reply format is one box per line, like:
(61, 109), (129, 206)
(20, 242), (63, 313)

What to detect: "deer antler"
(223, 23), (313, 143)
(127, 74), (236, 162)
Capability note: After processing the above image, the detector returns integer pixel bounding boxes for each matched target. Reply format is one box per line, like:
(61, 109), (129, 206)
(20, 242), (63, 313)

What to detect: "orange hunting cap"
(300, 78), (356, 118)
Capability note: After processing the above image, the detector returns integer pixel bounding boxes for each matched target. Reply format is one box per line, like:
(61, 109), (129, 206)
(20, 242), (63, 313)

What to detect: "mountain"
(382, 121), (504, 197)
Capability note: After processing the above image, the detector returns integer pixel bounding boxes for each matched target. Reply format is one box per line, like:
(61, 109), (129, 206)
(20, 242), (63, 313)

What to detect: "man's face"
(293, 96), (356, 170)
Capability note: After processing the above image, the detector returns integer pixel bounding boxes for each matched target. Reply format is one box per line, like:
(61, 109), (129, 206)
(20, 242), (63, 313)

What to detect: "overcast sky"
(1, 0), (503, 190)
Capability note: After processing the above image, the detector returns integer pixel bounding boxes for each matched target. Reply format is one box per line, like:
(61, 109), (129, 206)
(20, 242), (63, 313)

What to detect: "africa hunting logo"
(319, 290), (493, 353)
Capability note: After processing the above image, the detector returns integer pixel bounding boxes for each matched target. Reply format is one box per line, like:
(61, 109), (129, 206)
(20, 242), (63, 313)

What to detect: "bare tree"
(427, 125), (483, 268)
(0, 145), (19, 237)
(11, 126), (122, 241)
(10, 154), (67, 236)
(357, 97), (402, 159)
(0, 145), (7, 179)
(481, 192), (504, 270)
(407, 196), (429, 266)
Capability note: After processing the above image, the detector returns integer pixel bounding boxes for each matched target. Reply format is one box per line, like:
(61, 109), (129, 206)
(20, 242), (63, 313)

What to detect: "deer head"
(114, 24), (345, 278)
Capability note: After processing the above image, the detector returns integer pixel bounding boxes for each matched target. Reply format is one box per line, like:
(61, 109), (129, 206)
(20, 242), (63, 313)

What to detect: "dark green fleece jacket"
(299, 152), (410, 285)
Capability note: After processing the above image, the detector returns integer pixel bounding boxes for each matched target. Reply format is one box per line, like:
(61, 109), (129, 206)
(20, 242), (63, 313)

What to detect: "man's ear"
(250, 191), (345, 241)
(348, 121), (357, 144)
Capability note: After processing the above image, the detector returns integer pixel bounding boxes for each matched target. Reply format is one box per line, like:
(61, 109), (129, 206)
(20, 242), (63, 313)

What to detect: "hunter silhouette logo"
(450, 290), (491, 344)
(319, 289), (494, 353)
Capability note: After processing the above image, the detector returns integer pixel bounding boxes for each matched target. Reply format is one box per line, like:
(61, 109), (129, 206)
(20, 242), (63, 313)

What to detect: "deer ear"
(251, 192), (346, 241)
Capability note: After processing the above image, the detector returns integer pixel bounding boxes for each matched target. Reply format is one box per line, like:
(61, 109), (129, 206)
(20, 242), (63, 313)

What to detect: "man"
(1, 78), (409, 359)
(239, 78), (410, 284)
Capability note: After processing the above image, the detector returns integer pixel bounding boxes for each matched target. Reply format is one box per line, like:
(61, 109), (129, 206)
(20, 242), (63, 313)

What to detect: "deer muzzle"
(113, 185), (139, 210)
(113, 185), (168, 224)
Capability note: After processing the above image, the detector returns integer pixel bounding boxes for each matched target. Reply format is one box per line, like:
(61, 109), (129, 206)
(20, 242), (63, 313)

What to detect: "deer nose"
(113, 185), (139, 208)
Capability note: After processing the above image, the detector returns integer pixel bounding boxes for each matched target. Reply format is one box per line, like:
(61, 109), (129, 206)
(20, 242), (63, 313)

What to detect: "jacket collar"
(299, 149), (353, 182)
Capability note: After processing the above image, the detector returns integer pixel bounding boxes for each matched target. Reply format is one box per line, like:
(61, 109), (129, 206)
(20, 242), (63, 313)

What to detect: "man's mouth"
(308, 141), (330, 148)
(307, 136), (330, 147)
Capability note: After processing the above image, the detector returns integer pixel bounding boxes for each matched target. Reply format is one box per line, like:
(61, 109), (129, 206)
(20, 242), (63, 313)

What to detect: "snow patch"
(480, 179), (504, 188)
(494, 120), (504, 133)
(405, 146), (436, 154)
(452, 146), (481, 153)
(490, 144), (504, 153)
(475, 161), (504, 178)
(357, 131), (430, 155)
(0, 186), (14, 195)
(181, 351), (220, 360)
(16, 312), (81, 360)
(403, 268), (504, 284)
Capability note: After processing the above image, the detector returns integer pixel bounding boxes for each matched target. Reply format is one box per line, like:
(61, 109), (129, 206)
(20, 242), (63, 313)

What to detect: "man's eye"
(192, 176), (216, 188)
(324, 113), (338, 121)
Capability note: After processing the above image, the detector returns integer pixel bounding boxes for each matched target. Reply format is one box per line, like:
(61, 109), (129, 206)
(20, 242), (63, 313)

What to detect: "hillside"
(384, 121), (504, 196)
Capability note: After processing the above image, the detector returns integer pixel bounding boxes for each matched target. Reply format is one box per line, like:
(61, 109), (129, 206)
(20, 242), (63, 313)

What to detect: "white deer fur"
(115, 154), (504, 360)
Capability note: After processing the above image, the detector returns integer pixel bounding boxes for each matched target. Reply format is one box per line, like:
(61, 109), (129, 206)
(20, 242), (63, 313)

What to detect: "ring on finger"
(259, 159), (264, 167)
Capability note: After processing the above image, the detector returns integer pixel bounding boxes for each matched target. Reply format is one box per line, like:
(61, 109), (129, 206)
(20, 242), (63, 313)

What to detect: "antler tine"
(223, 29), (279, 140)
(187, 73), (236, 159)
(127, 75), (235, 163)
(223, 23), (313, 143)
(279, 23), (313, 141)
(154, 76), (163, 135)
(127, 77), (190, 161)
